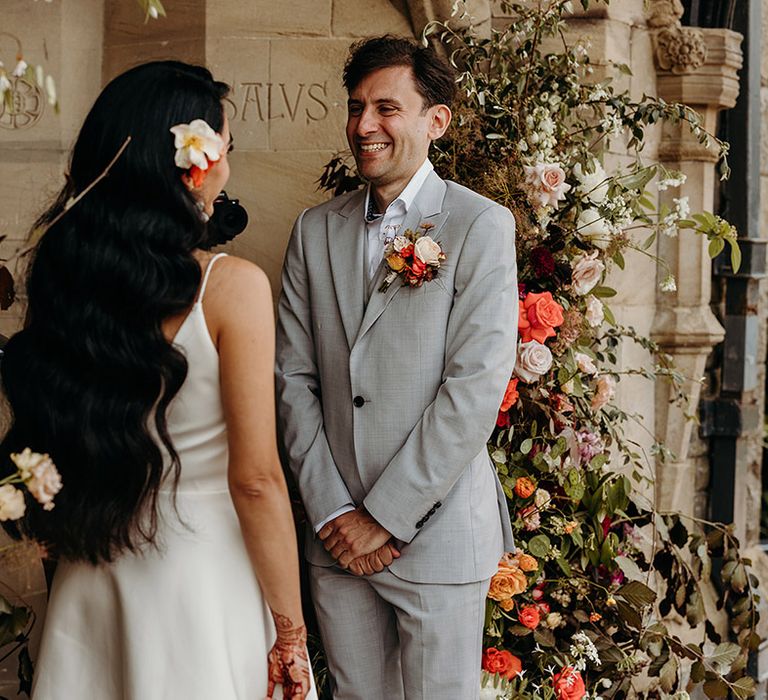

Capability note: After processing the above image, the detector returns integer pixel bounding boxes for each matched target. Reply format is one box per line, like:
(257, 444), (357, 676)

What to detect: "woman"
(0, 61), (313, 699)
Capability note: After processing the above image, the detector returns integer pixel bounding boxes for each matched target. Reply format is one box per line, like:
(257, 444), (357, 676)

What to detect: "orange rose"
(482, 648), (522, 680)
(518, 605), (540, 629)
(520, 291), (564, 344)
(552, 667), (586, 700)
(386, 254), (406, 272)
(488, 559), (529, 607)
(500, 378), (520, 412)
(517, 553), (538, 572)
(514, 476), (536, 499)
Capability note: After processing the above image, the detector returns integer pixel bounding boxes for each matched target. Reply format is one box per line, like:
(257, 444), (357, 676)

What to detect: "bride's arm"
(205, 256), (309, 698)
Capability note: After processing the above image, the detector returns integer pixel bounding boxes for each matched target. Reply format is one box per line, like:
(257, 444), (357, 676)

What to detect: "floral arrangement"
(379, 223), (446, 292)
(0, 449), (62, 696)
(319, 1), (757, 698)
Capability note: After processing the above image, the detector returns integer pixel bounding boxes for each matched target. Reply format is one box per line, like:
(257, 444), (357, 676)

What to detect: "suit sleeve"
(363, 204), (518, 543)
(275, 209), (355, 527)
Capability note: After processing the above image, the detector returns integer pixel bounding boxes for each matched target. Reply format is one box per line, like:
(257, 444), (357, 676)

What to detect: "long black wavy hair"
(0, 61), (230, 563)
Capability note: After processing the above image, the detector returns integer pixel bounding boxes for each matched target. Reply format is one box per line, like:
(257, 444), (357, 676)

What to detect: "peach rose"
(591, 375), (616, 411)
(386, 254), (406, 272)
(519, 292), (564, 344)
(517, 553), (538, 572)
(488, 558), (529, 606)
(514, 477), (536, 499)
(571, 251), (605, 295)
(552, 667), (586, 700)
(482, 648), (522, 680)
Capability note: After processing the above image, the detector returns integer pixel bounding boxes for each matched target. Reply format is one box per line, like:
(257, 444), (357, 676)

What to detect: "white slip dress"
(32, 253), (316, 700)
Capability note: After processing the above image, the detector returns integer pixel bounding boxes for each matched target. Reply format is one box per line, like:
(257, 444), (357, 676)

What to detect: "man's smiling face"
(346, 65), (442, 200)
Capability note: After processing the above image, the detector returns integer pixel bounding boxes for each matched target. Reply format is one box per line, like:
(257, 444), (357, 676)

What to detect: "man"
(275, 35), (518, 699)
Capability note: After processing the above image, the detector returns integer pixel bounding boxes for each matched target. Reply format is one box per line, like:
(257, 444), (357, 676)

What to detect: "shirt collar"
(364, 159), (434, 223)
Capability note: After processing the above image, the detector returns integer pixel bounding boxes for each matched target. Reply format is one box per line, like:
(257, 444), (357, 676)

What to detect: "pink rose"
(514, 341), (553, 383)
(584, 295), (604, 327)
(524, 162), (571, 208)
(571, 251), (605, 295)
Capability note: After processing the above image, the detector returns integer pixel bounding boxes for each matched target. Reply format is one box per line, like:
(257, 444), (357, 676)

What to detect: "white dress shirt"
(315, 158), (434, 533)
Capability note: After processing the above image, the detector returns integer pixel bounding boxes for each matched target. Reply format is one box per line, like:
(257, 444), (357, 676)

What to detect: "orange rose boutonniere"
(380, 223), (446, 292)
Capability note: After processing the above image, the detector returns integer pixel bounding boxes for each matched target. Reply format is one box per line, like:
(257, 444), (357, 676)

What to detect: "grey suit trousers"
(310, 564), (490, 700)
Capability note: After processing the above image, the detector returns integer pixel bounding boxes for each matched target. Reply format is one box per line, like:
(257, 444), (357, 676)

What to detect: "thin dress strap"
(196, 252), (228, 304)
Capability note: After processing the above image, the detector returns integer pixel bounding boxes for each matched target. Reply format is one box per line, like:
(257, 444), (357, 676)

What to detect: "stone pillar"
(647, 0), (742, 517)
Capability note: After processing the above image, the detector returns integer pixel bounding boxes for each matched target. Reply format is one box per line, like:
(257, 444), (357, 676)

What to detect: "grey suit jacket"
(275, 171), (518, 584)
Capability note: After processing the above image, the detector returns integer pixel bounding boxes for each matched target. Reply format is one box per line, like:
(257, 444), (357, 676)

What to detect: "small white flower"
(148, 4), (159, 18)
(0, 484), (26, 521)
(392, 235), (410, 253)
(584, 296), (604, 327)
(0, 74), (11, 100)
(534, 488), (551, 509)
(12, 59), (28, 78)
(170, 119), (225, 171)
(45, 74), (56, 106)
(657, 172), (687, 191)
(660, 274), (677, 292)
(674, 196), (690, 220)
(35, 64), (44, 87)
(574, 352), (598, 376)
(24, 455), (63, 511)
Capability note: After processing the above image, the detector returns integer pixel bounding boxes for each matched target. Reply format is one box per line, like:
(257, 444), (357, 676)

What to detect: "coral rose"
(519, 292), (564, 344)
(514, 477), (536, 499)
(482, 648), (522, 680)
(518, 605), (541, 629)
(552, 667), (586, 700)
(500, 378), (519, 412)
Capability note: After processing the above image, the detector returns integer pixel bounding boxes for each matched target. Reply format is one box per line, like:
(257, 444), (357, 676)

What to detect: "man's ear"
(428, 104), (452, 140)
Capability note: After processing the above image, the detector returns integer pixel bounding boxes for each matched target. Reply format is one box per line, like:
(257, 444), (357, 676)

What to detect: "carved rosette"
(654, 26), (708, 74)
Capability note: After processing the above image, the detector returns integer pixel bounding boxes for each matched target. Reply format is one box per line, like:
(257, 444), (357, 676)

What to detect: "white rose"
(414, 236), (442, 265)
(576, 208), (611, 249)
(545, 611), (564, 629)
(574, 160), (609, 204)
(534, 488), (551, 509)
(393, 235), (410, 253)
(523, 162), (571, 209)
(584, 296), (604, 327)
(514, 340), (553, 383)
(10, 447), (44, 480)
(574, 352), (598, 376)
(0, 484), (26, 521)
(25, 456), (63, 511)
(571, 251), (605, 295)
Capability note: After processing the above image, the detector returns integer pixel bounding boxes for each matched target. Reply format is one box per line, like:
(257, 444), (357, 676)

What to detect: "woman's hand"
(266, 614), (311, 700)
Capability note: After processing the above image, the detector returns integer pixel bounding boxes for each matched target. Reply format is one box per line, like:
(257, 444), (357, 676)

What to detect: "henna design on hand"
(266, 613), (311, 700)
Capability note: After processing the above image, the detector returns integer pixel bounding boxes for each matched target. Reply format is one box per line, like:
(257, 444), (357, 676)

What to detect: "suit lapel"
(355, 172), (449, 345)
(328, 192), (366, 349)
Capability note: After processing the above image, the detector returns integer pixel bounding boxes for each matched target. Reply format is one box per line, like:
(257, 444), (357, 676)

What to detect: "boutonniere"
(379, 223), (446, 293)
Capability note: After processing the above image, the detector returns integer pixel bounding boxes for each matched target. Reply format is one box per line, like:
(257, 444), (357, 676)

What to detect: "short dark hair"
(343, 35), (456, 109)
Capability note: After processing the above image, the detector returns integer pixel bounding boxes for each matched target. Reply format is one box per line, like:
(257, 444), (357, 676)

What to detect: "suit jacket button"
(353, 396), (365, 408)
(416, 520), (424, 528)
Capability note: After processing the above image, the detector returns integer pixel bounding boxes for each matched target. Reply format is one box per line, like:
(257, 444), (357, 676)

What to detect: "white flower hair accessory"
(170, 119), (224, 172)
